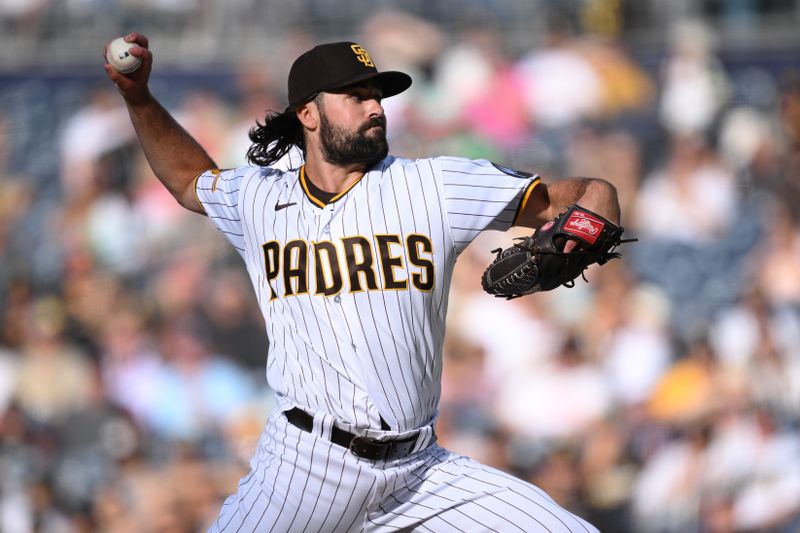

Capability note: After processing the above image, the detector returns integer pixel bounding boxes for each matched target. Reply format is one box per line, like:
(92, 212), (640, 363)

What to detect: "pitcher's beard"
(319, 112), (388, 168)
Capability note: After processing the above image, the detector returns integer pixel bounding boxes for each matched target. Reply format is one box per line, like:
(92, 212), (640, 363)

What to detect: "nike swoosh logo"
(275, 202), (297, 211)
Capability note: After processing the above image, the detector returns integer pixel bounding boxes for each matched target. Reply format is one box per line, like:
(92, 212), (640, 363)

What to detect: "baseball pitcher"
(105, 32), (631, 532)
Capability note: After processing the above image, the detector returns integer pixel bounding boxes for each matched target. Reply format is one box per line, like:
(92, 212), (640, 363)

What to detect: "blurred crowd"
(1, 5), (800, 533)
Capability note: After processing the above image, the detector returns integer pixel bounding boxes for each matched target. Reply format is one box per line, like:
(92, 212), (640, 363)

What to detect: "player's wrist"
(122, 87), (156, 108)
(573, 179), (620, 224)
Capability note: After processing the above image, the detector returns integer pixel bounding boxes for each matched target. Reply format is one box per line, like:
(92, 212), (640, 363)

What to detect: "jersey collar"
(299, 164), (367, 208)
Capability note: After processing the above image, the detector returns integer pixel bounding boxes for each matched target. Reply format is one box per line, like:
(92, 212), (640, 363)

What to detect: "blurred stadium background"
(1, 0), (800, 531)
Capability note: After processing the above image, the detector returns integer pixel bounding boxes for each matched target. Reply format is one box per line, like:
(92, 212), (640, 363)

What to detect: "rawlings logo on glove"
(564, 211), (605, 243)
(481, 204), (636, 299)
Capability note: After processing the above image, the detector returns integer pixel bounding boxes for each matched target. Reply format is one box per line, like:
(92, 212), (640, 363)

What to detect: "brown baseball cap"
(287, 42), (412, 109)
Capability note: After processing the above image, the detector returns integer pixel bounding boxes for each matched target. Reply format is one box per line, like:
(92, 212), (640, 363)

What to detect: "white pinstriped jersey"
(195, 155), (538, 436)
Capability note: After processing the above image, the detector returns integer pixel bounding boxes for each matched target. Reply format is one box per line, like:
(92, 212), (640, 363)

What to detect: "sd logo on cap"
(287, 41), (411, 109)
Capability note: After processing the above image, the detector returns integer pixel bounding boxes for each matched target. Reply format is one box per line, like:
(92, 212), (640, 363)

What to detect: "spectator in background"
(718, 105), (780, 180)
(58, 87), (136, 206)
(92, 449), (234, 532)
(580, 418), (637, 533)
(599, 284), (673, 408)
(631, 422), (710, 533)
(573, 35), (653, 121)
(751, 200), (800, 306)
(516, 13), (603, 130)
(437, 331), (504, 467)
(746, 318), (800, 423)
(199, 267), (269, 373)
(81, 171), (150, 275)
(646, 338), (725, 425)
(0, 113), (36, 297)
(659, 20), (729, 137)
(709, 283), (800, 424)
(726, 410), (800, 531)
(453, 23), (529, 151)
(50, 369), (138, 518)
(99, 303), (165, 428)
(494, 334), (612, 443)
(147, 248), (211, 320)
(527, 446), (587, 521)
(439, 331), (495, 430)
(633, 134), (738, 243)
(143, 316), (257, 447)
(12, 296), (95, 426)
(710, 287), (774, 369)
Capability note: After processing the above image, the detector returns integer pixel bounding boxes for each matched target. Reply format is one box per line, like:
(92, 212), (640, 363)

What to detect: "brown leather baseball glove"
(481, 204), (636, 299)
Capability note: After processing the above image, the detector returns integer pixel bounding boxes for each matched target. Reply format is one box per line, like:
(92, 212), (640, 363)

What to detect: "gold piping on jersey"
(210, 168), (222, 192)
(299, 165), (366, 208)
(192, 169), (208, 211)
(512, 177), (541, 226)
(192, 168), (223, 211)
(299, 166), (326, 208)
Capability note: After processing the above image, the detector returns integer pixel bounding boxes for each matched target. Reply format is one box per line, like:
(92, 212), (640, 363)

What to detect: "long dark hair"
(246, 108), (305, 166)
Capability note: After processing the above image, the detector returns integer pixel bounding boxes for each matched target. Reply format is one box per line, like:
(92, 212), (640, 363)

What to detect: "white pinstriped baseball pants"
(209, 411), (598, 533)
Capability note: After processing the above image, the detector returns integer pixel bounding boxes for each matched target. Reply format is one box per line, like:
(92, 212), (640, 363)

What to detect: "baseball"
(106, 37), (142, 74)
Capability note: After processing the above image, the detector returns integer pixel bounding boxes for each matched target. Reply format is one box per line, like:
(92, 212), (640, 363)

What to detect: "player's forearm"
(518, 177), (620, 228)
(547, 178), (620, 223)
(125, 92), (216, 213)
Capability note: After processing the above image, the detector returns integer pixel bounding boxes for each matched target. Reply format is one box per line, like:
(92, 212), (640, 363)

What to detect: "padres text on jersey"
(262, 234), (435, 300)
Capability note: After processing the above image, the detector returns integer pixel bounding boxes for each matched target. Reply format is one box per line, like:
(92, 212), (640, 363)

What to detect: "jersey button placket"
(326, 208), (341, 306)
(330, 213), (340, 307)
(319, 204), (334, 239)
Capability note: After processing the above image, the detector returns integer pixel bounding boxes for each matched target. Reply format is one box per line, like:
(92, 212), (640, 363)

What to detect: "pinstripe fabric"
(195, 155), (537, 434)
(209, 411), (598, 532)
(196, 154), (599, 532)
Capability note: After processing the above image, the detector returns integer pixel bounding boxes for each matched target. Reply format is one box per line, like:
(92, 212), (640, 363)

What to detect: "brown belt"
(283, 408), (433, 461)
